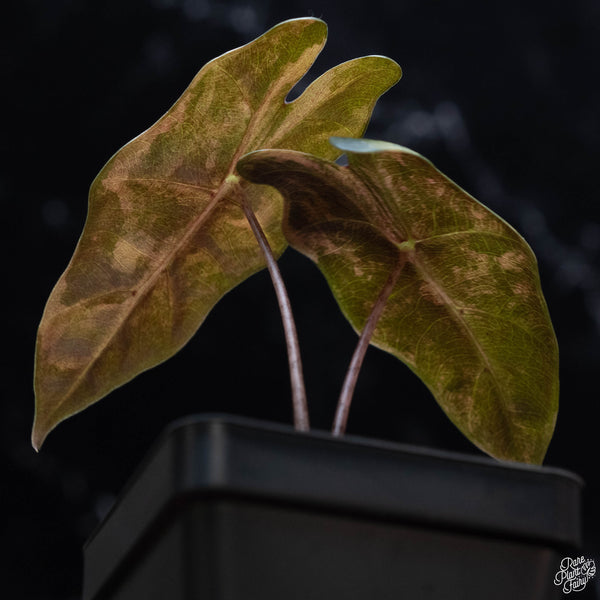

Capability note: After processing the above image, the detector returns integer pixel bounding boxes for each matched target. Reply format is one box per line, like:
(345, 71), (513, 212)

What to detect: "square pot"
(82, 414), (583, 599)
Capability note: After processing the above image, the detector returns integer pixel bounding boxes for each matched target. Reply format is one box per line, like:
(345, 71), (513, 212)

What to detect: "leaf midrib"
(52, 179), (236, 413)
(409, 252), (515, 443)
(54, 65), (294, 414)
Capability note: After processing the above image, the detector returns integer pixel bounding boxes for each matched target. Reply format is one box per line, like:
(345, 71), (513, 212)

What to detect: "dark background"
(4, 0), (599, 598)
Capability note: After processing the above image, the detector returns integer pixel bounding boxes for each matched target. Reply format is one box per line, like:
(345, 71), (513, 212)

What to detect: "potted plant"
(32, 18), (587, 599)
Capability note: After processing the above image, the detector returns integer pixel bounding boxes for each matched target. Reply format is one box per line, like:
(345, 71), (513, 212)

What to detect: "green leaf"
(33, 20), (401, 449)
(237, 138), (559, 463)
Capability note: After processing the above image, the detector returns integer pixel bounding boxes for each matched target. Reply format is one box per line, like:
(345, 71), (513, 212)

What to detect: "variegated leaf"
(237, 138), (558, 463)
(33, 21), (401, 449)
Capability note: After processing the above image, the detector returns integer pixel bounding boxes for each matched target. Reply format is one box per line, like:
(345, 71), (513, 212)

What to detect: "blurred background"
(4, 0), (599, 597)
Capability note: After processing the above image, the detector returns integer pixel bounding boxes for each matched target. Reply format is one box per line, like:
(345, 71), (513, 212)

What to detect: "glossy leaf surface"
(33, 20), (401, 449)
(237, 138), (558, 463)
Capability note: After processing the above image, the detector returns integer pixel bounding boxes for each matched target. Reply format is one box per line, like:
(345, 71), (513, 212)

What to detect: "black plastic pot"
(82, 414), (583, 599)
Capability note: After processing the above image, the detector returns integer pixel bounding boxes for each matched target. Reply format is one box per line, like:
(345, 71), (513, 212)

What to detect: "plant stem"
(332, 260), (404, 436)
(241, 193), (310, 431)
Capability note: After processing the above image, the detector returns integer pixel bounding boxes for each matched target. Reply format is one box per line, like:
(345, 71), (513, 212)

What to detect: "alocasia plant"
(32, 18), (400, 449)
(33, 18), (558, 465)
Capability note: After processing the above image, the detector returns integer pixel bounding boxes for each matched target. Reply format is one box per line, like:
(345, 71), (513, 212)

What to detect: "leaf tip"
(31, 406), (55, 452)
(366, 55), (403, 82)
(31, 426), (45, 453)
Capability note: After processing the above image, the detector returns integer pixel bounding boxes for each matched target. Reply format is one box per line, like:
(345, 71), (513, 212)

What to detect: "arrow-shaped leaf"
(33, 20), (401, 449)
(237, 138), (559, 463)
